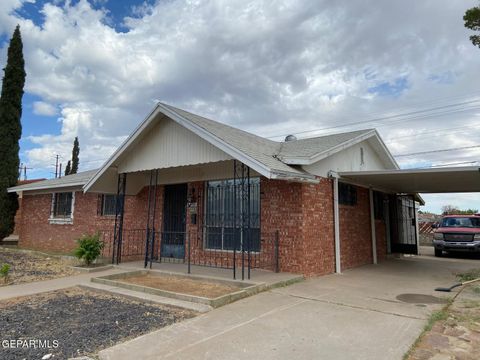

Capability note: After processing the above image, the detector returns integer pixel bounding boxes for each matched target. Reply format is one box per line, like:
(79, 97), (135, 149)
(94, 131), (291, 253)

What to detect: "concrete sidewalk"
(0, 268), (124, 300)
(99, 256), (479, 360)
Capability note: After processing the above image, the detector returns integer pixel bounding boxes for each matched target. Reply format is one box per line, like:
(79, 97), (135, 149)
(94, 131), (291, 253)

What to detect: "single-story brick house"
(8, 103), (420, 277)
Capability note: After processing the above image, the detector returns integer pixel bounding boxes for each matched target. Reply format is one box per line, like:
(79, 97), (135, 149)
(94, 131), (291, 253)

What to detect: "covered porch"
(95, 160), (281, 280)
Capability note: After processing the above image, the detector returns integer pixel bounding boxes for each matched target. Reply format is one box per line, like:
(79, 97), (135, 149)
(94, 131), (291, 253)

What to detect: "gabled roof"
(278, 129), (398, 168)
(8, 170), (97, 193)
(10, 102), (399, 194)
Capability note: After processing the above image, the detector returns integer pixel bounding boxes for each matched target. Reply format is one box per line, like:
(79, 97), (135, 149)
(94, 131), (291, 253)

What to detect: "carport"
(331, 166), (480, 273)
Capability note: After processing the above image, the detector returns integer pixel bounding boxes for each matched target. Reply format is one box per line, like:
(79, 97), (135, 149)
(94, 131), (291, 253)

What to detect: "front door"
(390, 195), (418, 254)
(161, 184), (188, 259)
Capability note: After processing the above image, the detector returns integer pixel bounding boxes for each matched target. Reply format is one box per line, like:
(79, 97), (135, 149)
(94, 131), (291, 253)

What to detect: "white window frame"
(49, 191), (75, 225)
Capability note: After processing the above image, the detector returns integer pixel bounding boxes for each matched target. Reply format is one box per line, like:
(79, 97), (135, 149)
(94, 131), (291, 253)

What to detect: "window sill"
(49, 217), (73, 225)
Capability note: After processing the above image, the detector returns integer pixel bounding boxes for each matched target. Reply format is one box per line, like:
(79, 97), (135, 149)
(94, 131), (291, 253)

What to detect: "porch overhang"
(339, 166), (480, 194)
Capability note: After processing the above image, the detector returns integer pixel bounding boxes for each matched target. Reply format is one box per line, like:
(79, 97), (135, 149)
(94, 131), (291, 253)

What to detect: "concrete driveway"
(99, 256), (479, 360)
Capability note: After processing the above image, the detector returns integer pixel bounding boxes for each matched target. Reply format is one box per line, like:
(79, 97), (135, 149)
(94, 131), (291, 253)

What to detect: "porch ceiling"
(339, 166), (480, 194)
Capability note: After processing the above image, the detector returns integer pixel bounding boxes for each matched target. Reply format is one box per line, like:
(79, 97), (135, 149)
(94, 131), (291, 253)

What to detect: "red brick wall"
(261, 178), (304, 273)
(18, 190), (154, 255)
(339, 186), (373, 270)
(300, 178), (336, 276)
(17, 177), (385, 276)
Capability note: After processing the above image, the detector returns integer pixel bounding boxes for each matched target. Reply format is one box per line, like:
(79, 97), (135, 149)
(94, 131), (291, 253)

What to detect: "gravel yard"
(121, 273), (242, 298)
(0, 247), (78, 285)
(0, 286), (196, 360)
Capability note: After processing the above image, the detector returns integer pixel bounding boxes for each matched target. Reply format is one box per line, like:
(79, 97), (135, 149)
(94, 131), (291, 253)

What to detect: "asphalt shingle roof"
(8, 169), (98, 192)
(10, 104), (377, 193)
(162, 103), (373, 170)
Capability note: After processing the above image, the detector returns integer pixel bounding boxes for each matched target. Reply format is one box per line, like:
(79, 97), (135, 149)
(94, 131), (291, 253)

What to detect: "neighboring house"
(8, 103), (419, 277)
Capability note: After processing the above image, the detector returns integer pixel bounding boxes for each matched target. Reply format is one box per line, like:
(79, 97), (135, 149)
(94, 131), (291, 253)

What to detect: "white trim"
(280, 130), (399, 170)
(48, 191), (75, 225)
(329, 171), (341, 274)
(84, 103), (319, 192)
(8, 182), (86, 193)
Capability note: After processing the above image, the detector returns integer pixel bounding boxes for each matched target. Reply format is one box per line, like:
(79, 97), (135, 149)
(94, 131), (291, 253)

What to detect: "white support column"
(330, 172), (341, 274)
(369, 188), (378, 265)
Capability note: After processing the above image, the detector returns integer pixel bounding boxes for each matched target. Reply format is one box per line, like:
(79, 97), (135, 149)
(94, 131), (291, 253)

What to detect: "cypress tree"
(0, 25), (26, 239)
(70, 137), (79, 174)
(65, 160), (71, 176)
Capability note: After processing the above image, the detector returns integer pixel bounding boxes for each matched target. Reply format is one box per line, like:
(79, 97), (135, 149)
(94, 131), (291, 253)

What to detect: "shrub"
(0, 264), (10, 283)
(74, 233), (104, 266)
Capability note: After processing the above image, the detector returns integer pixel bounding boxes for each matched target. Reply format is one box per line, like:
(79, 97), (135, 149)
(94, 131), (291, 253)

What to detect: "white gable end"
(303, 139), (393, 177)
(118, 116), (232, 173)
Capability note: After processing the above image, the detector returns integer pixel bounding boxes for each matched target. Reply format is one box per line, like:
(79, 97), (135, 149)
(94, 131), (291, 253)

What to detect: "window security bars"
(101, 194), (117, 216)
(52, 192), (73, 218)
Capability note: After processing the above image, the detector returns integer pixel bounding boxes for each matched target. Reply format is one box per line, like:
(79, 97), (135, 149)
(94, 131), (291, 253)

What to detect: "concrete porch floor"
(116, 260), (303, 287)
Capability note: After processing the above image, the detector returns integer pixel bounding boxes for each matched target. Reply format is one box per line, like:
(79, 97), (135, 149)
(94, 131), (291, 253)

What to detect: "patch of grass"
(402, 299), (452, 360)
(457, 268), (480, 282)
(472, 286), (480, 294)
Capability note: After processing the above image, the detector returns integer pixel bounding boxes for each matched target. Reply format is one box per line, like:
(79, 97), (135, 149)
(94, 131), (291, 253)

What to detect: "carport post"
(329, 171), (341, 274)
(369, 188), (377, 265)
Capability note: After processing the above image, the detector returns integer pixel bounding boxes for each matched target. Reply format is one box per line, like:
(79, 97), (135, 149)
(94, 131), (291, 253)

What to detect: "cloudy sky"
(1, 0), (480, 213)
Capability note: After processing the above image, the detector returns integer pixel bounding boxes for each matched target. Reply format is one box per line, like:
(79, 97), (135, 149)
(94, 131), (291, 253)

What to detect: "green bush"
(74, 233), (104, 266)
(0, 264), (10, 283)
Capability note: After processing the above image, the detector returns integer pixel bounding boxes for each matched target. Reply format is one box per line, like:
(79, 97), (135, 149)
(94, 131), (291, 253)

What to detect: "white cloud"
(1, 0), (480, 212)
(32, 101), (58, 116)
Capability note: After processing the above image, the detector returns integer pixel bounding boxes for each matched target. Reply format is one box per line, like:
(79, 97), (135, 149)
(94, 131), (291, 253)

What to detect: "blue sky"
(1, 0), (480, 214)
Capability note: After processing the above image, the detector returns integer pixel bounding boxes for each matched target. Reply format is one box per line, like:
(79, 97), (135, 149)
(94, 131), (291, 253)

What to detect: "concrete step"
(1, 234), (19, 246)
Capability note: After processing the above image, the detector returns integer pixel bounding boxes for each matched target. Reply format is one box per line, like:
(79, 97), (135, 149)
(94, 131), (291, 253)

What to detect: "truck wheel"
(434, 248), (442, 257)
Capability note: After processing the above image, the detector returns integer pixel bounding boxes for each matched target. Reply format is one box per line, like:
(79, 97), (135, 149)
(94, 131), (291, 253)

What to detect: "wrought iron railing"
(99, 228), (280, 279)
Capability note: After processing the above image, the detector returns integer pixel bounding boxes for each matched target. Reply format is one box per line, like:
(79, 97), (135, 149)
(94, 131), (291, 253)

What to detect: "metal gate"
(161, 184), (188, 259)
(390, 195), (418, 254)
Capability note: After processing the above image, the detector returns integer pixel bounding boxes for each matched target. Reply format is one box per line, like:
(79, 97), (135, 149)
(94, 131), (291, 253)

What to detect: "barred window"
(339, 183), (357, 206)
(204, 178), (260, 251)
(101, 194), (117, 216)
(52, 192), (73, 218)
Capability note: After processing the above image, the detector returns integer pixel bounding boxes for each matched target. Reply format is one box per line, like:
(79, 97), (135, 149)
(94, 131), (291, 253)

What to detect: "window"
(204, 178), (260, 251)
(101, 194), (117, 216)
(51, 192), (73, 219)
(339, 183), (357, 206)
(373, 191), (384, 220)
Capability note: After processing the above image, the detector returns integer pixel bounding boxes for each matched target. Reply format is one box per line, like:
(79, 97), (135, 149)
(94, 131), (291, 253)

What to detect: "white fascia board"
(156, 103), (276, 179)
(83, 105), (162, 192)
(8, 182), (87, 193)
(280, 130), (377, 165)
(271, 170), (319, 183)
(369, 130), (399, 169)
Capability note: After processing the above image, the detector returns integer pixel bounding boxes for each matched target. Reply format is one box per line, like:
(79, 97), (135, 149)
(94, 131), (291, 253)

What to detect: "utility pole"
(53, 154), (60, 178)
(17, 163), (32, 181)
(59, 163), (62, 178)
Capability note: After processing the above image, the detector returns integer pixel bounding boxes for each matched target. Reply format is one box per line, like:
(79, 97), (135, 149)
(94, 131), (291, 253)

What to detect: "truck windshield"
(441, 217), (480, 228)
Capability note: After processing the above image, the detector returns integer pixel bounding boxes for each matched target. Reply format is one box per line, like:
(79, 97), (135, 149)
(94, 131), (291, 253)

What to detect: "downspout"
(369, 188), (378, 265)
(329, 171), (341, 274)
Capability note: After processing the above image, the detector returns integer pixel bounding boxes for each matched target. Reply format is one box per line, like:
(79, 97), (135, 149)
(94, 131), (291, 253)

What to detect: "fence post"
(275, 230), (280, 273)
(187, 231), (191, 274)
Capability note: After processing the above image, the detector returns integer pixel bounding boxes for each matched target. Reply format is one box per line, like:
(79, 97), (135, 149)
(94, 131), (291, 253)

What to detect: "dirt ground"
(408, 285), (480, 360)
(121, 273), (242, 298)
(0, 286), (196, 360)
(0, 247), (78, 286)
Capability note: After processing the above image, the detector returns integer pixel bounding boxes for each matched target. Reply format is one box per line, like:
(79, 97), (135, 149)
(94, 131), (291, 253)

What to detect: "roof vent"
(284, 134), (297, 142)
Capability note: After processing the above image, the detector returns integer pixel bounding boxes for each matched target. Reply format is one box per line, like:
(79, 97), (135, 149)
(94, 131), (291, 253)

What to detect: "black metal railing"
(100, 228), (280, 279)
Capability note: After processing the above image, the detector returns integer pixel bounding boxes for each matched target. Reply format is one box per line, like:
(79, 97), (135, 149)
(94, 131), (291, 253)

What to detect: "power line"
(394, 144), (480, 157)
(414, 161), (479, 169)
(266, 98), (480, 139)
